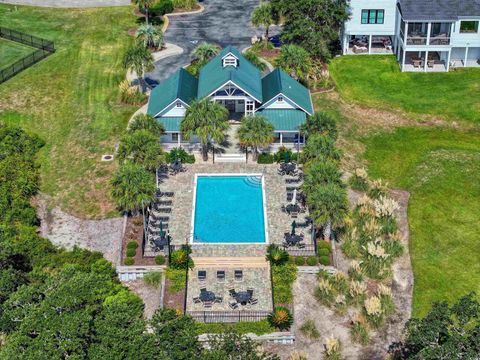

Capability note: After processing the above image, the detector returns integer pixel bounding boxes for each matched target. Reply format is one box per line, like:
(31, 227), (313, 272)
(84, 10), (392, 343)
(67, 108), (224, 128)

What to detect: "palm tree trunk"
(323, 218), (332, 241)
(202, 143), (208, 161)
(264, 25), (269, 44)
(145, 8), (149, 25)
(253, 147), (258, 161)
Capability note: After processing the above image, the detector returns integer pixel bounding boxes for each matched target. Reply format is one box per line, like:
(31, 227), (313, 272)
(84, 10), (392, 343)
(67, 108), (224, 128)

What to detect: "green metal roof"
(197, 46), (263, 102)
(147, 68), (198, 116)
(258, 109), (306, 131)
(261, 68), (313, 115)
(157, 117), (182, 132)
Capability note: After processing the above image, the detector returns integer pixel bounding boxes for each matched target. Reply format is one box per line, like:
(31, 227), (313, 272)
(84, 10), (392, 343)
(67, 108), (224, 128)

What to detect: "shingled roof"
(398, 0), (480, 21)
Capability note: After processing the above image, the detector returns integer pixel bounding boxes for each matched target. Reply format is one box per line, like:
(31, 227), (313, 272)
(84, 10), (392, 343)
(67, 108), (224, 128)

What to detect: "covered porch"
(257, 109), (306, 152)
(344, 35), (394, 55)
(401, 50), (449, 72)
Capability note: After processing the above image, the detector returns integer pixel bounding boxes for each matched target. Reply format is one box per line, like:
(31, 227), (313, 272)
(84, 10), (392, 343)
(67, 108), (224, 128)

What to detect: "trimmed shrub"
(274, 147), (298, 163)
(166, 147), (195, 164)
(266, 244), (289, 265)
(319, 255), (330, 266)
(268, 306), (293, 330)
(144, 271), (162, 287)
(150, 0), (174, 16)
(126, 248), (136, 257)
(127, 241), (138, 250)
(124, 257), (135, 265)
(318, 248), (331, 257)
(172, 0), (196, 10)
(169, 246), (193, 270)
(306, 256), (317, 266)
(317, 240), (332, 251)
(295, 256), (305, 266)
(257, 152), (274, 164)
(155, 255), (166, 265)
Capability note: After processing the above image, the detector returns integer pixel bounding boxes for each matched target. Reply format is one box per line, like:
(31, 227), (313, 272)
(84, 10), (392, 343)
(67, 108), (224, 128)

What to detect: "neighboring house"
(342, 0), (480, 72)
(147, 46), (313, 150)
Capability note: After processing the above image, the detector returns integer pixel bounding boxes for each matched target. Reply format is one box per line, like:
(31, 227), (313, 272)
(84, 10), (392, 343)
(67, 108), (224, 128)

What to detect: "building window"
(175, 101), (182, 108)
(460, 21), (479, 33)
(245, 100), (254, 116)
(171, 133), (179, 142)
(223, 55), (238, 67)
(361, 9), (384, 24)
(277, 96), (284, 102)
(198, 270), (206, 281)
(216, 270), (225, 282)
(234, 270), (243, 281)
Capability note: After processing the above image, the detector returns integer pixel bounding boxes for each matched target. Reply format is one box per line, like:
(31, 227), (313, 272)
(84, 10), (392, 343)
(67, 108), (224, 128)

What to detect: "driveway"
(145, 0), (274, 86)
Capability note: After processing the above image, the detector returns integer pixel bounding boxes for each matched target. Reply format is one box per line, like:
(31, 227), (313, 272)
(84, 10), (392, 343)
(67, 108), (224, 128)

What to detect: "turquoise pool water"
(192, 175), (266, 243)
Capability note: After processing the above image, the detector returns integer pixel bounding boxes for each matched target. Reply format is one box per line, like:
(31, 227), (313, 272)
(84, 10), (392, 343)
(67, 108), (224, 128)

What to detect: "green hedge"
(319, 256), (330, 266)
(155, 255), (166, 265)
(295, 256), (305, 266)
(166, 147), (195, 164)
(306, 256), (317, 266)
(274, 147), (298, 163)
(150, 0), (174, 16)
(124, 257), (135, 266)
(317, 240), (332, 252)
(126, 248), (136, 257)
(127, 241), (138, 250)
(318, 248), (331, 257)
(257, 153), (274, 164)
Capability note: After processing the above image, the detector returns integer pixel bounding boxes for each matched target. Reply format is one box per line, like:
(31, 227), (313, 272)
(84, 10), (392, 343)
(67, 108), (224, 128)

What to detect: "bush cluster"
(165, 147), (195, 164)
(124, 257), (135, 265)
(155, 255), (166, 265)
(172, 0), (197, 10)
(150, 0), (174, 16)
(268, 306), (293, 330)
(257, 152), (274, 164)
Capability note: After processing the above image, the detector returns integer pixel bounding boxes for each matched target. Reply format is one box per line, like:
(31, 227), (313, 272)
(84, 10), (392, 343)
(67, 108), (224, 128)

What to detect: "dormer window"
(223, 54), (238, 67)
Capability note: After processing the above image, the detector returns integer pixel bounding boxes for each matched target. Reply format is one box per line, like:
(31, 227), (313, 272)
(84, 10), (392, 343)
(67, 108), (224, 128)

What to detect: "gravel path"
(0, 0), (129, 7)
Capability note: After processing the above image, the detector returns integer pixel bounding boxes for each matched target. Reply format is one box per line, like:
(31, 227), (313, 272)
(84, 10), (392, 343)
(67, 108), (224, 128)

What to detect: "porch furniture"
(228, 289), (236, 298)
(203, 301), (213, 308)
(214, 296), (223, 303)
(353, 45), (368, 54)
(229, 301), (239, 310)
(278, 162), (297, 176)
(412, 59), (423, 68)
(169, 159), (185, 175)
(249, 298), (258, 305)
(284, 233), (304, 246)
(193, 297), (201, 304)
(285, 203), (301, 216)
(427, 60), (435, 68)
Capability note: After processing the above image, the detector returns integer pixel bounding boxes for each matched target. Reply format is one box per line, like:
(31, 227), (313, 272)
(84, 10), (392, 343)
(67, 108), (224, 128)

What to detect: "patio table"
(285, 204), (301, 214)
(285, 233), (304, 245)
(234, 291), (252, 305)
(280, 163), (297, 175)
(199, 291), (216, 303)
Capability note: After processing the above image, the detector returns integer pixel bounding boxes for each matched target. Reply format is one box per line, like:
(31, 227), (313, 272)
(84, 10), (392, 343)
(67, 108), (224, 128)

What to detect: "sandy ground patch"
(36, 195), (124, 264)
(125, 279), (161, 319)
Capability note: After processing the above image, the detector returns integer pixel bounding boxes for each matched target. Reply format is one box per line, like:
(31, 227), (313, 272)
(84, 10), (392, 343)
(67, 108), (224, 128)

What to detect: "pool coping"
(189, 173), (270, 245)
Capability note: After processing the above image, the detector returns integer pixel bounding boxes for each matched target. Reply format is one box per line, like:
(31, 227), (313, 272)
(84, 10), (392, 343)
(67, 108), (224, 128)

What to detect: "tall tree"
(300, 133), (342, 164)
(123, 42), (154, 92)
(181, 99), (229, 161)
(237, 114), (274, 160)
(192, 42), (220, 64)
(251, 2), (276, 44)
(276, 44), (312, 80)
(389, 292), (480, 359)
(132, 0), (156, 25)
(307, 182), (349, 240)
(128, 113), (165, 137)
(300, 112), (337, 140)
(302, 158), (343, 195)
(271, 0), (350, 61)
(136, 24), (164, 50)
(110, 162), (155, 214)
(118, 130), (165, 171)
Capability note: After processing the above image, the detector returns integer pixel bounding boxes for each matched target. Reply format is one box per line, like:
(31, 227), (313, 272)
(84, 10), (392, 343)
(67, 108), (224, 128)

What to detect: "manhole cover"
(101, 154), (114, 161)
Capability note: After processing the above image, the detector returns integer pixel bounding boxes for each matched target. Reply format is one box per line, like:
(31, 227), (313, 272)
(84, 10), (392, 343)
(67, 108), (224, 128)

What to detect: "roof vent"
(222, 54), (238, 68)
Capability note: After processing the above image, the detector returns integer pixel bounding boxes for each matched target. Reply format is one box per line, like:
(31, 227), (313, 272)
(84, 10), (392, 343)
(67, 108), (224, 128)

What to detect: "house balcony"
(401, 21), (452, 47)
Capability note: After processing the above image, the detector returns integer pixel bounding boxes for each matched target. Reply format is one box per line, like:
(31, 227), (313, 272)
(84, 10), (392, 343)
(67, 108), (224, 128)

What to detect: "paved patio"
(145, 163), (312, 257)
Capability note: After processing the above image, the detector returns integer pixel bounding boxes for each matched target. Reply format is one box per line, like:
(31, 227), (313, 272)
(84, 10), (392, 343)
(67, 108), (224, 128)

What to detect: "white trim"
(221, 51), (239, 61)
(189, 173), (269, 245)
(207, 80), (262, 103)
(152, 98), (189, 118)
(259, 92), (313, 116)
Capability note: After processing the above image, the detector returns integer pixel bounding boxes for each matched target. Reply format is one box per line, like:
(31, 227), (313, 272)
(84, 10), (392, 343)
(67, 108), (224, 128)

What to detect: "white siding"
(344, 0), (396, 35)
(263, 95), (296, 110)
(161, 101), (187, 117)
(450, 19), (480, 48)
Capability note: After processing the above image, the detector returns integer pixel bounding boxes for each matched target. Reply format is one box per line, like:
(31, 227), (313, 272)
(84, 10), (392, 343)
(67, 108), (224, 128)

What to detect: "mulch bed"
(171, 4), (202, 13)
(164, 279), (186, 311)
(122, 215), (157, 266)
(258, 48), (280, 58)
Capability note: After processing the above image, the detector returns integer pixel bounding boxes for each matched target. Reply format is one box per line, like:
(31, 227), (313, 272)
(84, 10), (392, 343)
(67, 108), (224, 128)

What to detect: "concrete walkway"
(0, 0), (129, 7)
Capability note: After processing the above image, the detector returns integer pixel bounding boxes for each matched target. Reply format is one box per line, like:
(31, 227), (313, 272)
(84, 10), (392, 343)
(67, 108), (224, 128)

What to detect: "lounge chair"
(203, 301), (213, 308)
(249, 298), (258, 305)
(193, 297), (201, 304)
(228, 289), (236, 298)
(200, 287), (207, 293)
(214, 296), (223, 303)
(229, 301), (239, 310)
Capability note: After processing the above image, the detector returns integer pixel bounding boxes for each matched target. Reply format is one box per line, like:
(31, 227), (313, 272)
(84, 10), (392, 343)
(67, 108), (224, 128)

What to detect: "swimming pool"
(191, 174), (268, 244)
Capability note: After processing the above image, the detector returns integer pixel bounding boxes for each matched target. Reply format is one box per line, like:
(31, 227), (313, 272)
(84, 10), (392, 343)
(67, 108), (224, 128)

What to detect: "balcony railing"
(429, 36), (450, 46)
(406, 36), (427, 45)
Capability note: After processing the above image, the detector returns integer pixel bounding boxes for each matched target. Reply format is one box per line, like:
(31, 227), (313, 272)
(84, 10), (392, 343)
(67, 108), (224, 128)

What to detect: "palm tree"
(181, 99), (229, 161)
(251, 2), (275, 44)
(128, 113), (165, 136)
(276, 44), (312, 80)
(243, 50), (267, 72)
(118, 130), (165, 171)
(192, 42), (220, 64)
(237, 114), (274, 161)
(300, 112), (337, 140)
(132, 0), (155, 25)
(123, 43), (154, 92)
(111, 162), (156, 214)
(302, 159), (344, 196)
(300, 133), (342, 164)
(307, 183), (349, 240)
(136, 24), (164, 50)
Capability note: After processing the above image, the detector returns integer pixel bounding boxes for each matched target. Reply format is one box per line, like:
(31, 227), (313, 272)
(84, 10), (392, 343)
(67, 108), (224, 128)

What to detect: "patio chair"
(229, 301), (239, 310)
(200, 287), (207, 293)
(249, 298), (258, 305)
(203, 301), (213, 308)
(214, 296), (223, 303)
(228, 289), (236, 298)
(428, 60), (435, 68)
(193, 297), (201, 304)
(247, 288), (254, 297)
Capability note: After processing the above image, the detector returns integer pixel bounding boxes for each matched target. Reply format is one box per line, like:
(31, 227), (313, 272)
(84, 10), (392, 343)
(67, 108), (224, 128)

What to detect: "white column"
(280, 133), (283, 146)
(426, 22), (431, 45)
(368, 35), (372, 54)
(464, 47), (469, 67)
(402, 49), (406, 72)
(424, 51), (429, 72)
(446, 50), (451, 72)
(178, 133), (181, 146)
(404, 22), (408, 47)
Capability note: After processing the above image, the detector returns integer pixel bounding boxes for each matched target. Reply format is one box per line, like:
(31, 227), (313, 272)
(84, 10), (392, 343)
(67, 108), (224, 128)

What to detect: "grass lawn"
(330, 55), (480, 123)
(0, 38), (34, 69)
(363, 127), (480, 316)
(0, 5), (138, 218)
